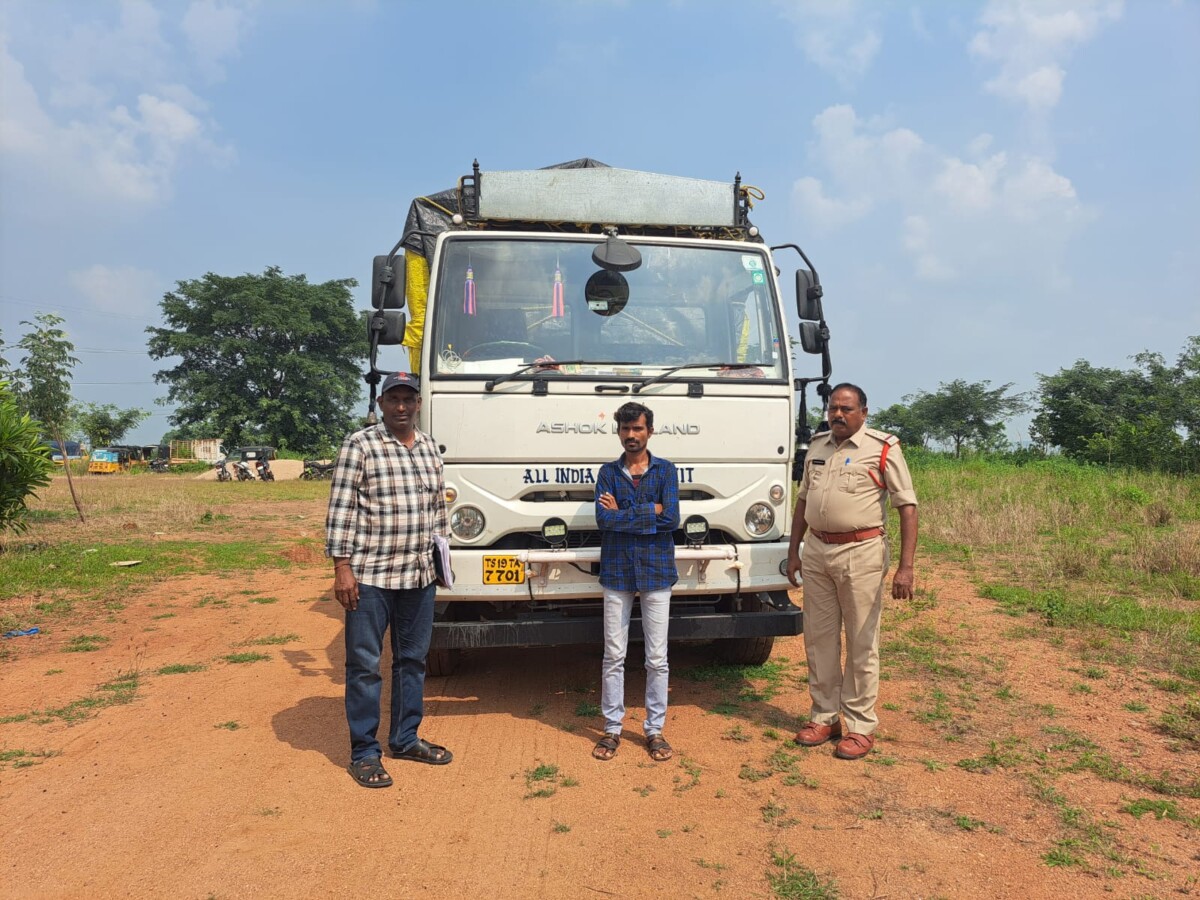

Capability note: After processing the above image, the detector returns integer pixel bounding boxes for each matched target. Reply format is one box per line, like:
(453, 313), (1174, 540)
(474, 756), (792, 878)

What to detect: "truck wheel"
(427, 648), (461, 677)
(715, 592), (775, 666)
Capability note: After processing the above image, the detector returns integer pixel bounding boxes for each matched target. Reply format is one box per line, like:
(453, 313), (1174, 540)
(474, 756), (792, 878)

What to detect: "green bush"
(0, 381), (53, 533)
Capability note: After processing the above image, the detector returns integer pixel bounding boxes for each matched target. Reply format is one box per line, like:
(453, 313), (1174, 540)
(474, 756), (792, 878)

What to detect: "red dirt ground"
(1, 504), (1197, 898)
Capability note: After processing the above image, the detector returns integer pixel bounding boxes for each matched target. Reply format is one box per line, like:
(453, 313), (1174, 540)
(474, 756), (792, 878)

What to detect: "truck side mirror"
(799, 321), (827, 355)
(372, 254), (407, 310)
(796, 269), (823, 321)
(368, 309), (407, 346)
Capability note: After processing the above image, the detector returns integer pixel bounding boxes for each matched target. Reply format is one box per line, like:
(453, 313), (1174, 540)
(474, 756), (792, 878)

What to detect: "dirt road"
(1, 525), (1196, 897)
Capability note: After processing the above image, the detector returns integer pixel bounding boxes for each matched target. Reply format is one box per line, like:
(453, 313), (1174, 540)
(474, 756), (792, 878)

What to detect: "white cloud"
(791, 104), (1091, 287)
(792, 176), (872, 229)
(0, 3), (241, 210)
(902, 215), (955, 281)
(970, 0), (1123, 113)
(69, 264), (161, 318)
(773, 0), (882, 86)
(182, 0), (254, 81)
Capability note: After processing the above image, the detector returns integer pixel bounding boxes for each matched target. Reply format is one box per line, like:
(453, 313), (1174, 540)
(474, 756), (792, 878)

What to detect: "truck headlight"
(769, 483), (785, 505)
(745, 502), (775, 536)
(450, 506), (485, 540)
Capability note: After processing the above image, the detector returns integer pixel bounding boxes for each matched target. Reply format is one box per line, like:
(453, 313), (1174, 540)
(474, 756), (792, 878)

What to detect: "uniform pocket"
(838, 465), (870, 492)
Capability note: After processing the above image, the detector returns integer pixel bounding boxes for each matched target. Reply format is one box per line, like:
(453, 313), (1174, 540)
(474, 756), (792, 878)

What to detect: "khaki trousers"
(800, 535), (889, 735)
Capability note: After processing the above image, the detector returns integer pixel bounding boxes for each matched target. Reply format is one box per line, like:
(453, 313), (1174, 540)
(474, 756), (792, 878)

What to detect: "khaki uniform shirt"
(797, 426), (918, 533)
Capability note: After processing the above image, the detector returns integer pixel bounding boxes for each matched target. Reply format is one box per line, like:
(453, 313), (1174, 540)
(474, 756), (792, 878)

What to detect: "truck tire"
(715, 592), (775, 666)
(426, 648), (461, 677)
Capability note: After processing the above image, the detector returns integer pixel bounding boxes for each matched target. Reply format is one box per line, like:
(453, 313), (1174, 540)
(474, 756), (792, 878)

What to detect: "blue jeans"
(601, 587), (671, 736)
(344, 581), (436, 763)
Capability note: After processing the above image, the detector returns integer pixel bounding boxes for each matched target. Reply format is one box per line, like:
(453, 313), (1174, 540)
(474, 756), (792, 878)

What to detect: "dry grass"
(2, 473), (326, 552)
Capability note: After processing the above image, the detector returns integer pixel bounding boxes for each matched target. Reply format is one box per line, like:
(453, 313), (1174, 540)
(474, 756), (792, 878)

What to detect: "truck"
(366, 159), (832, 674)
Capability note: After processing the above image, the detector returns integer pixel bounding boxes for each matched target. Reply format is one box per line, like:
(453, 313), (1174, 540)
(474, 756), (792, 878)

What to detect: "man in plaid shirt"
(326, 371), (452, 788)
(592, 401), (680, 763)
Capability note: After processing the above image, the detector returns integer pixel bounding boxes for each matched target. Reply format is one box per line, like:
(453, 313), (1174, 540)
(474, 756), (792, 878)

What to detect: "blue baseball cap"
(380, 371), (420, 394)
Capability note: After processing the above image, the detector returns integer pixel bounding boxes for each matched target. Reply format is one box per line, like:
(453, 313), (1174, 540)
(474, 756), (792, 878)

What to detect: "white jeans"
(601, 587), (671, 736)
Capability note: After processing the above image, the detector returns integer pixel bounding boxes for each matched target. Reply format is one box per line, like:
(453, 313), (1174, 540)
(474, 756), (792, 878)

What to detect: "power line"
(0, 293), (155, 323)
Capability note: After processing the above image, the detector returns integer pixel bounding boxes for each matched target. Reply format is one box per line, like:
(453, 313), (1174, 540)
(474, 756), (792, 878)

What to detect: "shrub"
(0, 381), (53, 534)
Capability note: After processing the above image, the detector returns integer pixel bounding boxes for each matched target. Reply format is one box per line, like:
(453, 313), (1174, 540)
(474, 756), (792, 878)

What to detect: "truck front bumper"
(437, 540), (792, 601)
(431, 600), (802, 650)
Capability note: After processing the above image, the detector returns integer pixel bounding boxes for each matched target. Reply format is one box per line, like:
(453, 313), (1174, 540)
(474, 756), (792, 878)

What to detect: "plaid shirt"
(325, 424), (447, 590)
(595, 452), (680, 592)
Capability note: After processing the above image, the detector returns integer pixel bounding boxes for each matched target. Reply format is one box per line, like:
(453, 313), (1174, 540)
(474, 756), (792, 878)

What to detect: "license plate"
(482, 555), (525, 585)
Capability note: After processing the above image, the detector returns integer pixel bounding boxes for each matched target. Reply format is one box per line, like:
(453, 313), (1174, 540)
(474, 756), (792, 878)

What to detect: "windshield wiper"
(633, 362), (756, 393)
(485, 360), (640, 392)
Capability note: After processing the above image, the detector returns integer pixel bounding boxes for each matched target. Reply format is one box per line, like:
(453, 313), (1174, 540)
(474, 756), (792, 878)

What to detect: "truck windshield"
(429, 237), (785, 380)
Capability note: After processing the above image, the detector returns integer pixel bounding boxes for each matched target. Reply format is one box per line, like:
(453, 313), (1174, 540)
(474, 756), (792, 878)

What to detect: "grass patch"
(0, 748), (60, 769)
(1119, 798), (1189, 822)
(64, 634), (109, 652)
(25, 671), (141, 725)
(247, 596), (279, 605)
(156, 663), (207, 675)
(222, 652), (270, 664)
(215, 721), (241, 730)
(573, 700), (600, 717)
(683, 659), (789, 703)
(768, 849), (839, 899)
(1158, 695), (1200, 744)
(240, 633), (300, 646)
(522, 763), (576, 799)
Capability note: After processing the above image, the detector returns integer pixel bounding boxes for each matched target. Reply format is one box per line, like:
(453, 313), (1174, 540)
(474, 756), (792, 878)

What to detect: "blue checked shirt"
(595, 452), (680, 592)
(325, 424), (447, 590)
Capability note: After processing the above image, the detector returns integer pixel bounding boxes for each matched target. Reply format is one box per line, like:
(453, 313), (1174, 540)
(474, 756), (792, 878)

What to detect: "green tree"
(10, 313), (84, 520)
(0, 328), (11, 381)
(870, 402), (929, 448)
(1033, 338), (1199, 472)
(0, 380), (54, 534)
(74, 403), (150, 448)
(1030, 361), (1141, 457)
(905, 379), (1028, 457)
(147, 267), (365, 452)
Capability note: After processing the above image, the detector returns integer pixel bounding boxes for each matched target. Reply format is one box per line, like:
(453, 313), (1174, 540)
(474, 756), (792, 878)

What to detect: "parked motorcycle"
(233, 460), (255, 481)
(150, 458), (171, 473)
(255, 457), (275, 482)
(214, 458), (232, 482)
(300, 459), (335, 480)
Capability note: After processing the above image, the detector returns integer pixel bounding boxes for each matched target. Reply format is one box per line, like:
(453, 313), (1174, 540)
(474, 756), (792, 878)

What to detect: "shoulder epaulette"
(864, 428), (899, 446)
(863, 429), (900, 489)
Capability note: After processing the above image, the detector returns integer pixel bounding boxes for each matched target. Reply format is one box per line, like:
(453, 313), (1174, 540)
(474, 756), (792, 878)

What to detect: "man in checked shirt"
(592, 401), (680, 763)
(326, 371), (452, 788)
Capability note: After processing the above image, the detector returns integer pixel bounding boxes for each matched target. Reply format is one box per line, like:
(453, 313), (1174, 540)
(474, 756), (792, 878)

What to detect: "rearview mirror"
(799, 321), (826, 355)
(368, 309), (407, 346)
(796, 269), (822, 322)
(372, 254), (406, 310)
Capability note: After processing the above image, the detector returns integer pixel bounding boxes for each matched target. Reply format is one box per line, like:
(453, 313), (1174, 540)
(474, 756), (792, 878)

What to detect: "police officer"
(785, 383), (918, 760)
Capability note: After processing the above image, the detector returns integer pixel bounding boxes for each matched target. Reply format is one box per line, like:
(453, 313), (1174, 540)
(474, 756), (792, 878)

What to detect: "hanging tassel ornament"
(551, 264), (565, 318)
(464, 266), (477, 316)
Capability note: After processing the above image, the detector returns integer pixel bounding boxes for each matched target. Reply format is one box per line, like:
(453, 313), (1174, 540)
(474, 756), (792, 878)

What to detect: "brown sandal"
(592, 734), (620, 760)
(646, 733), (673, 761)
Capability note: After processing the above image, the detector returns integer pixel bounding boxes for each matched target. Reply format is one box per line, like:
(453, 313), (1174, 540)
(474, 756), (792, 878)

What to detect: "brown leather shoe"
(834, 732), (875, 760)
(794, 720), (841, 746)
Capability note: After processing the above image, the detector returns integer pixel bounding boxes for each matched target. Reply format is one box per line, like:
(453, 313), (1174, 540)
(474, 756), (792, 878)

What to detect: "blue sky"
(2, 0), (1197, 446)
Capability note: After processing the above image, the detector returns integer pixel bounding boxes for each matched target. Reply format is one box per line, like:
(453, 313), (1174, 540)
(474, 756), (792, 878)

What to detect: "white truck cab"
(367, 161), (831, 673)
